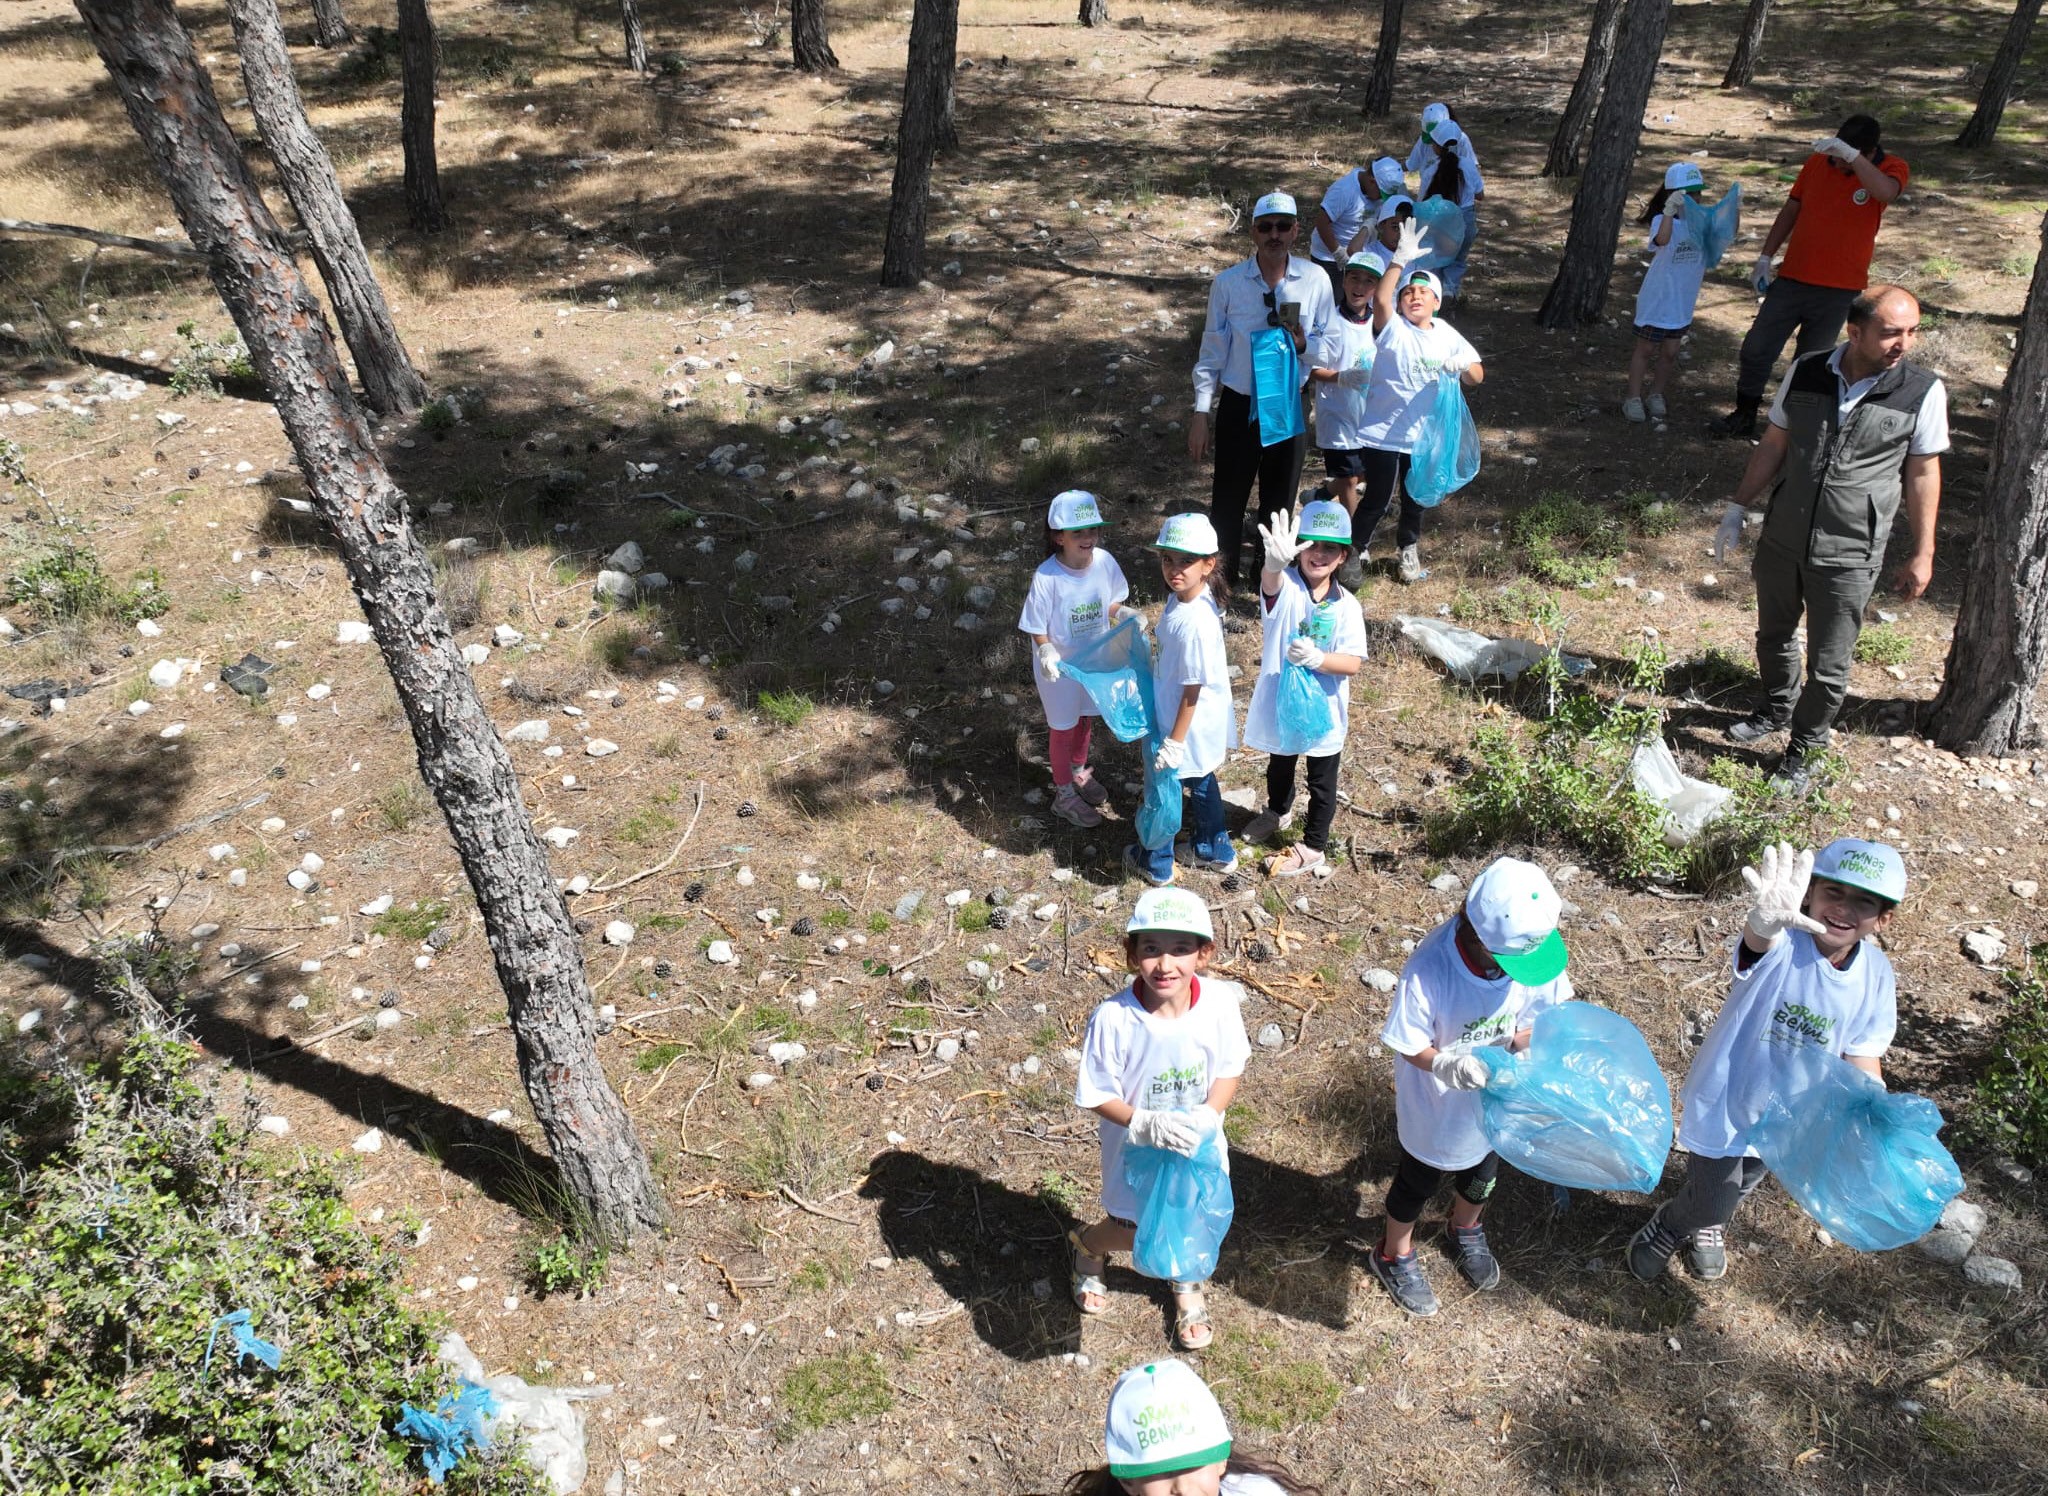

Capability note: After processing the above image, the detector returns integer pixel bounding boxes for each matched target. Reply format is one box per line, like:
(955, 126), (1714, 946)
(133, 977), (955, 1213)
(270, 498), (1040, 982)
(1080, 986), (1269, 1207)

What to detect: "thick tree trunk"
(227, 0), (425, 415)
(792, 0), (838, 71)
(1957, 0), (2043, 146)
(73, 0), (666, 1243)
(1720, 0), (1772, 87)
(619, 0), (647, 72)
(1537, 0), (1671, 328)
(1544, 0), (1626, 177)
(1078, 0), (1107, 25)
(935, 6), (958, 153)
(395, 0), (444, 232)
(1361, 0), (1404, 120)
(1930, 214), (2048, 754)
(309, 0), (350, 47)
(880, 0), (957, 286)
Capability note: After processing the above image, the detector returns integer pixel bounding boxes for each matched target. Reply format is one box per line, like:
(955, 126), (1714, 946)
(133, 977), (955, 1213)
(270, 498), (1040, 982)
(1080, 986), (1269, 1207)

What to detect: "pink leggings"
(1048, 719), (1096, 786)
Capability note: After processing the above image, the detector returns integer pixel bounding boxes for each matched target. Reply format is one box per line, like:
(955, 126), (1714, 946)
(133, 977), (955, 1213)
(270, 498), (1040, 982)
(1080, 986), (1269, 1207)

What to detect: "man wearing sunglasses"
(1190, 191), (1336, 589)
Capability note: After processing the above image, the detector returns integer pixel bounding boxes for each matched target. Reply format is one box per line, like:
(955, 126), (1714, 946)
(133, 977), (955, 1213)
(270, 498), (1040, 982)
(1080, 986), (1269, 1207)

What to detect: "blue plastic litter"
(396, 1381), (500, 1485)
(1136, 735), (1185, 851)
(1059, 615), (1153, 743)
(1270, 660), (1337, 756)
(1685, 182), (1743, 270)
(1410, 196), (1472, 271)
(1403, 372), (1481, 507)
(1125, 1127), (1235, 1282)
(201, 1309), (282, 1377)
(1749, 1048), (1964, 1252)
(1473, 1002), (1673, 1194)
(1249, 325), (1304, 444)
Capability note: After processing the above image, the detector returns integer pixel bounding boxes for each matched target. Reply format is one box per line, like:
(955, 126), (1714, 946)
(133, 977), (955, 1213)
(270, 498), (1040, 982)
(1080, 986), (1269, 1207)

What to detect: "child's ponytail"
(1638, 184), (1675, 226)
(1425, 149), (1465, 206)
(1205, 563), (1231, 609)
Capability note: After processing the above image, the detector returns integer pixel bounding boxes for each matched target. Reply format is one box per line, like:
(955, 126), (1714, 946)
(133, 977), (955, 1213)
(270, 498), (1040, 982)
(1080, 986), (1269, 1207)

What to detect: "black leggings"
(1266, 751), (1340, 852)
(1211, 386), (1307, 587)
(1357, 447), (1425, 550)
(1385, 1147), (1499, 1225)
(1658, 1152), (1771, 1237)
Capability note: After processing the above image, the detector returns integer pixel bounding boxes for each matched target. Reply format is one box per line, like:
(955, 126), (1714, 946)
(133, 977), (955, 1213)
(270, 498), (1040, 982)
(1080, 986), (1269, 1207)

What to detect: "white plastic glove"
(1153, 736), (1189, 773)
(1813, 135), (1859, 162)
(1258, 506), (1306, 574)
(1127, 1107), (1201, 1156)
(1285, 636), (1326, 670)
(1751, 254), (1775, 295)
(1742, 841), (1827, 946)
(1119, 606), (1149, 634)
(1443, 350), (1475, 376)
(1430, 1050), (1491, 1091)
(1664, 191), (1689, 219)
(1336, 365), (1371, 390)
(1035, 642), (1063, 681)
(1713, 501), (1747, 562)
(1391, 218), (1428, 266)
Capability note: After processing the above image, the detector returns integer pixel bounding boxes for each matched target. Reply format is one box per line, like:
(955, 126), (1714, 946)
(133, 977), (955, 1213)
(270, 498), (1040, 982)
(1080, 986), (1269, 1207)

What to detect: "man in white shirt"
(1189, 192), (1337, 589)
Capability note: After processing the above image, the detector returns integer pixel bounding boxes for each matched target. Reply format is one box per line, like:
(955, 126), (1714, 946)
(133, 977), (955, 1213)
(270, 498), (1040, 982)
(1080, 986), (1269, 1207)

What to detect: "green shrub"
(520, 1230), (609, 1298)
(371, 899), (447, 941)
(418, 397), (461, 434)
(1963, 946), (2048, 1169)
(778, 1351), (893, 1435)
(1855, 624), (1912, 666)
(168, 320), (254, 397)
(5, 544), (167, 624)
(1506, 493), (1630, 588)
(759, 689), (816, 729)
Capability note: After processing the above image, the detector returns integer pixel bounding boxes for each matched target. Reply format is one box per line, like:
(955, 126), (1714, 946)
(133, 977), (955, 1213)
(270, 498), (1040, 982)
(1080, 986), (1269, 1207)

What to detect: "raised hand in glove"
(1430, 1049), (1491, 1091)
(1285, 636), (1326, 671)
(1713, 501), (1747, 562)
(1336, 365), (1372, 389)
(1392, 218), (1428, 266)
(1153, 736), (1189, 773)
(1751, 254), (1775, 295)
(1035, 642), (1063, 681)
(1258, 506), (1306, 575)
(1813, 135), (1860, 162)
(1742, 841), (1826, 947)
(1127, 1107), (1201, 1156)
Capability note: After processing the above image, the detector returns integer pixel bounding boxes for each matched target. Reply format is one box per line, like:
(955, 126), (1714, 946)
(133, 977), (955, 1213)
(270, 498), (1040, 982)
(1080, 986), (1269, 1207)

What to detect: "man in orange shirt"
(1711, 115), (1908, 439)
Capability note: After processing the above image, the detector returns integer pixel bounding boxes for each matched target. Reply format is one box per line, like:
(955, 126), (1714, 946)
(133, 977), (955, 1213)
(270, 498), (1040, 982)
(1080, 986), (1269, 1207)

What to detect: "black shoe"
(1449, 1222), (1501, 1290)
(1708, 408), (1757, 440)
(1726, 715), (1789, 745)
(1628, 1210), (1686, 1282)
(1366, 1247), (1440, 1317)
(1768, 751), (1814, 796)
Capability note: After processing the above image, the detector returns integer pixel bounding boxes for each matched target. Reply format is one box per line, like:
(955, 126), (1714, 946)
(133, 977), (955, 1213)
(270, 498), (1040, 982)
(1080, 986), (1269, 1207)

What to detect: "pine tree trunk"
(1720, 0), (1772, 87)
(1544, 0), (1626, 177)
(227, 0), (425, 415)
(1361, 0), (1404, 120)
(792, 0), (838, 71)
(309, 0), (350, 47)
(1078, 0), (1108, 25)
(935, 4), (959, 153)
(395, 0), (444, 232)
(1537, 0), (1671, 329)
(619, 0), (647, 72)
(1930, 213), (2048, 754)
(880, 0), (956, 286)
(1956, 0), (2043, 147)
(72, 0), (666, 1243)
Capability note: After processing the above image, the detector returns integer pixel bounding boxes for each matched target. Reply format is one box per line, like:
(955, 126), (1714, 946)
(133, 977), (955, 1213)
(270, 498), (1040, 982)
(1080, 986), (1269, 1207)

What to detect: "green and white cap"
(1126, 887), (1215, 943)
(1297, 498), (1353, 546)
(1344, 248), (1390, 277)
(1156, 512), (1220, 556)
(1465, 856), (1568, 984)
(1047, 489), (1106, 531)
(1104, 1359), (1232, 1480)
(1812, 837), (1907, 905)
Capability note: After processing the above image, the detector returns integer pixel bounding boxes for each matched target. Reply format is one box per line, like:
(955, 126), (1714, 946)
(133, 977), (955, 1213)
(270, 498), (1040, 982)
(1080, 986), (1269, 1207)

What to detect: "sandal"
(1068, 1227), (1109, 1316)
(1171, 1281), (1213, 1351)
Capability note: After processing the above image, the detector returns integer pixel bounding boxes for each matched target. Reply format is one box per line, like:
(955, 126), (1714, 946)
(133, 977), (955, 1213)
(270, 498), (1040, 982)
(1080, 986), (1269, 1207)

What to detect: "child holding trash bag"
(1629, 839), (1902, 1282)
(1370, 858), (1573, 1317)
(1071, 889), (1251, 1352)
(1305, 250), (1388, 536)
(1624, 163), (1737, 423)
(1238, 501), (1368, 879)
(1020, 489), (1142, 829)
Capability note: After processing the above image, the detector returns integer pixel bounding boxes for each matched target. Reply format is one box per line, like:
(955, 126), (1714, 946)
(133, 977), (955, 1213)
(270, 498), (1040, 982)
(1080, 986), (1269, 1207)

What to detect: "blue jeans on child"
(1144, 773), (1230, 882)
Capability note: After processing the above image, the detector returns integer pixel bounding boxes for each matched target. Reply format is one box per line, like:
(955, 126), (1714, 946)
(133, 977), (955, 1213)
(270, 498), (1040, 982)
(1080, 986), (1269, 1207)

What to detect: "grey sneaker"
(1769, 752), (1815, 797)
(1726, 715), (1788, 745)
(1397, 545), (1428, 584)
(1450, 1222), (1501, 1290)
(1646, 392), (1668, 418)
(1627, 1210), (1686, 1282)
(1367, 1248), (1440, 1317)
(1623, 396), (1647, 423)
(1686, 1224), (1728, 1280)
(1240, 807), (1294, 845)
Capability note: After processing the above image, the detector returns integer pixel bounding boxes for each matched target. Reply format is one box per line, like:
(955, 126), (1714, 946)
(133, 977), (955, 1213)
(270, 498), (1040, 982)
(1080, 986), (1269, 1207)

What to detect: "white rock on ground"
(494, 624), (525, 647)
(1962, 1253), (2023, 1292)
(1918, 1197), (1986, 1264)
(1962, 929), (2008, 965)
(256, 1115), (291, 1136)
(603, 921), (635, 946)
(337, 621), (373, 643)
(767, 1041), (807, 1066)
(360, 894), (394, 916)
(585, 739), (619, 757)
(542, 826), (579, 848)
(351, 1128), (383, 1153)
(507, 720), (550, 743)
(706, 940), (737, 964)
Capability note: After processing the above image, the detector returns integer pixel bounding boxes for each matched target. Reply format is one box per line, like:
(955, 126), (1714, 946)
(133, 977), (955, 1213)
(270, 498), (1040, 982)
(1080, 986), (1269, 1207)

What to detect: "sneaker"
(1685, 1224), (1728, 1281)
(1708, 407), (1757, 440)
(1123, 842), (1174, 887)
(1726, 715), (1788, 745)
(1623, 396), (1647, 423)
(1449, 1222), (1502, 1291)
(1397, 545), (1428, 584)
(1069, 766), (1109, 808)
(1191, 837), (1237, 874)
(1051, 785), (1104, 828)
(1768, 752), (1815, 797)
(1627, 1210), (1686, 1282)
(1367, 1248), (1440, 1317)
(1241, 807), (1294, 845)
(1263, 844), (1326, 879)
(1646, 392), (1668, 419)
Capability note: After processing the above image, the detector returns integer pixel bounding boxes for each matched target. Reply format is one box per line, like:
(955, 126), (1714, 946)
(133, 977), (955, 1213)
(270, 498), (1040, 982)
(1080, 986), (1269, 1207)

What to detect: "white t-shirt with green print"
(1242, 567), (1369, 759)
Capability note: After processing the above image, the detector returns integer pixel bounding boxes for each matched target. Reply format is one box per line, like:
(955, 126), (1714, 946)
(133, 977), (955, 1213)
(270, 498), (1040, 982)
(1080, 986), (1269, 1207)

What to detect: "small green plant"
(1207, 1331), (1341, 1431)
(740, 1087), (848, 1200)
(952, 902), (992, 933)
(1998, 252), (2037, 279)
(371, 899), (448, 941)
(1036, 1170), (1087, 1216)
(376, 780), (431, 832)
(1920, 255), (1962, 282)
(759, 689), (816, 729)
(418, 397), (460, 435)
(1962, 946), (2048, 1169)
(866, 912), (891, 934)
(791, 1259), (832, 1292)
(592, 624), (635, 671)
(778, 1351), (892, 1435)
(820, 908), (851, 930)
(1222, 1100), (1258, 1146)
(521, 1229), (609, 1297)
(634, 1041), (688, 1072)
(5, 545), (167, 625)
(617, 808), (677, 845)
(167, 320), (254, 397)
(1855, 624), (1912, 666)
(1617, 489), (1684, 538)
(1506, 492), (1630, 588)
(1019, 431), (1105, 494)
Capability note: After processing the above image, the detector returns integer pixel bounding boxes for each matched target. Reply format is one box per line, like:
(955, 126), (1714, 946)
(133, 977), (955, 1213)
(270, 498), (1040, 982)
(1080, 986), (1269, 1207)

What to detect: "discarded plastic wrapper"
(1395, 615), (1592, 683)
(397, 1382), (499, 1485)
(1404, 372), (1481, 507)
(1125, 1123), (1235, 1282)
(1060, 615), (1152, 744)
(202, 1308), (281, 1376)
(1473, 1002), (1673, 1194)
(1630, 738), (1734, 846)
(435, 1330), (613, 1494)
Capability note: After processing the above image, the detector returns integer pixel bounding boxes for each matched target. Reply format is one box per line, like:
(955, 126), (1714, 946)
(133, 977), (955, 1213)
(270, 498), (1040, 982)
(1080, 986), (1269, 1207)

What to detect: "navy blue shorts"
(1322, 446), (1368, 478)
(1635, 322), (1691, 343)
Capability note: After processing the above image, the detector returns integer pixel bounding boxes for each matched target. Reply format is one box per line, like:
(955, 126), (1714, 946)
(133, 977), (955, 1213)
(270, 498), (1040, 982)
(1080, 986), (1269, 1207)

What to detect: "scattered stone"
(286, 869), (315, 892)
(1033, 902), (1059, 921)
(735, 866), (756, 887)
(494, 624), (525, 647)
(375, 1008), (402, 1031)
(1428, 872), (1464, 893)
(507, 720), (550, 743)
(2011, 880), (2038, 901)
(767, 1041), (807, 1066)
(127, 700), (152, 717)
(256, 1115), (291, 1136)
(1963, 1253), (2023, 1292)
(306, 682), (331, 701)
(1919, 1198), (1986, 1264)
(585, 739), (620, 757)
(220, 653), (275, 698)
(461, 643), (491, 666)
(706, 940), (737, 965)
(603, 920), (635, 946)
(1256, 1022), (1285, 1049)
(1962, 929), (2008, 966)
(894, 891), (925, 920)
(351, 1127), (384, 1153)
(934, 1037), (961, 1064)
(745, 1071), (777, 1091)
(605, 541), (645, 574)
(594, 570), (638, 605)
(189, 922), (221, 940)
(147, 658), (184, 690)
(1359, 967), (1398, 992)
(542, 826), (580, 848)
(337, 621), (373, 644)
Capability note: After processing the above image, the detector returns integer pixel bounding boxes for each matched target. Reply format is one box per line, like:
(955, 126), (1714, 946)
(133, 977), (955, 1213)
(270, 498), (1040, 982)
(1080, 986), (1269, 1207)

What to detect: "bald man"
(1711, 286), (1947, 793)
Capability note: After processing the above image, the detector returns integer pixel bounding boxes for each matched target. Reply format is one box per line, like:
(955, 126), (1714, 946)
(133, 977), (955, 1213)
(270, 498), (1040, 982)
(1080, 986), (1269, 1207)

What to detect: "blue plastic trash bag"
(1059, 615), (1153, 743)
(1473, 1002), (1673, 1194)
(396, 1381), (500, 1485)
(1249, 325), (1304, 444)
(1749, 1048), (1964, 1252)
(1411, 196), (1472, 271)
(1125, 1127), (1234, 1282)
(1136, 736), (1184, 851)
(1270, 661), (1337, 756)
(1404, 372), (1481, 507)
(1684, 181), (1743, 271)
(202, 1308), (282, 1376)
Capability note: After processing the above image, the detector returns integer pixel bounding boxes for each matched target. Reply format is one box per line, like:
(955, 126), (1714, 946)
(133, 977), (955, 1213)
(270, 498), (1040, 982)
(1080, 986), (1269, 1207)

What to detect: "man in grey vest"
(1712, 286), (1947, 793)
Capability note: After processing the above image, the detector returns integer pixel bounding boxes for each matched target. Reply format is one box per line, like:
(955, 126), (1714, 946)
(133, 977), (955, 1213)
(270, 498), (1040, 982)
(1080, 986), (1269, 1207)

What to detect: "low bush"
(1963, 945), (2048, 1170)
(5, 542), (167, 624)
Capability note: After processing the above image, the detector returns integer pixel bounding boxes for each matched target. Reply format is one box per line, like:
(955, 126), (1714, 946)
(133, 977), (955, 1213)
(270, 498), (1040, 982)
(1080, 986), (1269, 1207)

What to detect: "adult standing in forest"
(1710, 115), (1907, 439)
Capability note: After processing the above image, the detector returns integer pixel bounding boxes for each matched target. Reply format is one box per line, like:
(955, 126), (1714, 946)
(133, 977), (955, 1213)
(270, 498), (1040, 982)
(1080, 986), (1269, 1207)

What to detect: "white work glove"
(1127, 1107), (1201, 1156)
(1742, 841), (1827, 947)
(1443, 350), (1474, 376)
(1118, 607), (1148, 634)
(1664, 192), (1689, 220)
(1813, 135), (1860, 162)
(1430, 1049), (1491, 1091)
(1751, 254), (1775, 295)
(1713, 501), (1747, 562)
(1285, 636), (1326, 670)
(1391, 218), (1428, 267)
(1035, 642), (1063, 681)
(1336, 365), (1371, 390)
(1258, 506), (1306, 574)
(1153, 736), (1189, 773)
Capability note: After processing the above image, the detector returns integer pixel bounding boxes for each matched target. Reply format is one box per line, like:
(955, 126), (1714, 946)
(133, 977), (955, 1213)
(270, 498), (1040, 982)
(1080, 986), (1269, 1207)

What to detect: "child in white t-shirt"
(1305, 250), (1387, 530)
(1369, 858), (1573, 1317)
(1059, 1358), (1325, 1495)
(1018, 489), (1139, 830)
(1072, 889), (1251, 1352)
(1407, 103), (1484, 301)
(1625, 163), (1716, 423)
(1629, 840), (1904, 1283)
(1309, 157), (1406, 293)
(1239, 501), (1368, 880)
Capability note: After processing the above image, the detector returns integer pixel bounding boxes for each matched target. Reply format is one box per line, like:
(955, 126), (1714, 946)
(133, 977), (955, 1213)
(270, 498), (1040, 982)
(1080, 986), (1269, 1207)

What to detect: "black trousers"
(1266, 751), (1341, 852)
(1357, 447), (1425, 551)
(1211, 385), (1306, 587)
(1385, 1146), (1500, 1225)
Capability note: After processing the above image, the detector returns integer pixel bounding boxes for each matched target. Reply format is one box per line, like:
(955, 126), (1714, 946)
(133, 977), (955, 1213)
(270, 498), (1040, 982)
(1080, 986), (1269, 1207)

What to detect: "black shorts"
(1322, 447), (1368, 478)
(1635, 322), (1691, 343)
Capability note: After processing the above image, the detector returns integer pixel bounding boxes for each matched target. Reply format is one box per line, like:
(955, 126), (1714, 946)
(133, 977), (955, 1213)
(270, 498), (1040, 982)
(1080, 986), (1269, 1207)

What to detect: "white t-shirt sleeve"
(1841, 961), (1898, 1058)
(1105, 552), (1130, 608)
(1909, 378), (1949, 456)
(1381, 969), (1438, 1057)
(1016, 570), (1055, 636)
(1074, 1000), (1129, 1109)
(1766, 365), (1798, 429)
(1192, 275), (1230, 414)
(1447, 325), (1480, 371)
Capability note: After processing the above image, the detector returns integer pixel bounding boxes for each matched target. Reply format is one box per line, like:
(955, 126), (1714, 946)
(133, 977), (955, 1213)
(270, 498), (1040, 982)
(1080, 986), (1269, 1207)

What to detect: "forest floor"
(4, 0), (2048, 1492)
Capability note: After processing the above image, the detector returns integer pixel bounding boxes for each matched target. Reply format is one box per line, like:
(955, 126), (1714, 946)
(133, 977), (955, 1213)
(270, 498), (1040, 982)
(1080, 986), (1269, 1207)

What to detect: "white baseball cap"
(1811, 838), (1907, 905)
(1251, 191), (1298, 222)
(1430, 121), (1466, 149)
(1155, 511), (1220, 556)
(1370, 156), (1406, 195)
(1421, 102), (1451, 128)
(1375, 195), (1416, 225)
(1297, 498), (1353, 546)
(1126, 887), (1215, 942)
(1400, 268), (1444, 301)
(1344, 248), (1390, 277)
(1105, 1359), (1232, 1480)
(1047, 489), (1105, 531)
(1465, 857), (1568, 984)
(1663, 161), (1705, 191)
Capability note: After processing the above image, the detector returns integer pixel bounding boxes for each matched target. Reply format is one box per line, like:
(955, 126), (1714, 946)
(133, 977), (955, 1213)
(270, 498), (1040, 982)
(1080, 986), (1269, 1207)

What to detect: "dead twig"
(589, 783), (705, 891)
(779, 1184), (858, 1225)
(57, 793), (271, 862)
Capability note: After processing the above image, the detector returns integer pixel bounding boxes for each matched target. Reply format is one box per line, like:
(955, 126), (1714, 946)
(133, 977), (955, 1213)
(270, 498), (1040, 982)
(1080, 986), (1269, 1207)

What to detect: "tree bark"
(1078, 0), (1108, 26)
(309, 0), (350, 48)
(1930, 213), (2048, 754)
(1544, 0), (1626, 177)
(395, 0), (444, 232)
(227, 0), (426, 415)
(1361, 0), (1404, 120)
(73, 0), (666, 1243)
(792, 0), (838, 71)
(880, 0), (957, 286)
(1957, 0), (2043, 146)
(1537, 0), (1672, 329)
(619, 0), (647, 73)
(935, 3), (959, 153)
(1720, 0), (1772, 87)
